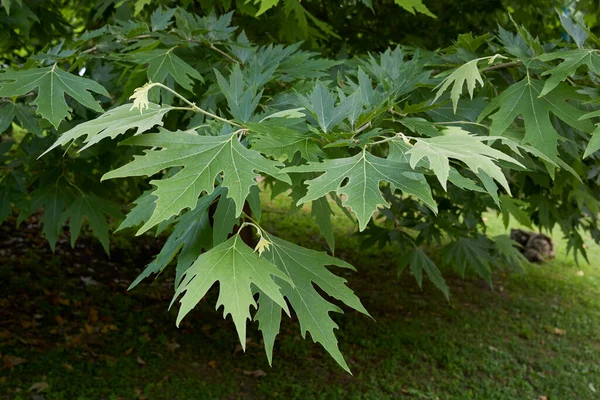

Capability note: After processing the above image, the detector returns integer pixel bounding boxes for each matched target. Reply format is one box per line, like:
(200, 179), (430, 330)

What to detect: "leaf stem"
(152, 83), (242, 127)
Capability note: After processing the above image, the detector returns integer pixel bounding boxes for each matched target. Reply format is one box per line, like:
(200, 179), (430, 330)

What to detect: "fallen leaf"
(243, 369), (266, 377)
(538, 396), (548, 400)
(137, 356), (146, 366)
(208, 360), (217, 368)
(63, 363), (73, 371)
(84, 323), (95, 334)
(124, 347), (134, 356)
(3, 355), (26, 368)
(88, 308), (98, 323)
(166, 342), (180, 353)
(29, 382), (49, 392)
(553, 328), (566, 335)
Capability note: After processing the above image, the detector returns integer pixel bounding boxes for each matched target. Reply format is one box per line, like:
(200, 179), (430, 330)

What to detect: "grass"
(1, 192), (600, 400)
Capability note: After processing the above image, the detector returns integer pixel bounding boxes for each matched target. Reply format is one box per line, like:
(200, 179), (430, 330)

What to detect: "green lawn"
(1, 193), (600, 400)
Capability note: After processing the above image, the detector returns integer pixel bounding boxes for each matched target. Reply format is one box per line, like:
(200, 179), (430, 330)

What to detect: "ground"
(1, 192), (599, 400)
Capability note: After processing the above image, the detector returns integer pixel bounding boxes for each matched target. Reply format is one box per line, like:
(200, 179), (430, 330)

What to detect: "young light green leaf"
(129, 48), (203, 90)
(103, 129), (290, 233)
(539, 49), (600, 96)
(478, 79), (594, 161)
(41, 103), (171, 157)
(260, 234), (369, 373)
(0, 65), (110, 128)
(407, 127), (523, 192)
(284, 149), (437, 231)
(433, 58), (484, 113)
(252, 0), (280, 16)
(171, 234), (291, 348)
(394, 0), (435, 17)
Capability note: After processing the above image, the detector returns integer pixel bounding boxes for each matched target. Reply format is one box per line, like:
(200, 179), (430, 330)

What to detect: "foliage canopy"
(2, 0), (600, 372)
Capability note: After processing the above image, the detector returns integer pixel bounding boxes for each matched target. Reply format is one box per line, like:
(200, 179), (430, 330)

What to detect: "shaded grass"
(1, 194), (600, 399)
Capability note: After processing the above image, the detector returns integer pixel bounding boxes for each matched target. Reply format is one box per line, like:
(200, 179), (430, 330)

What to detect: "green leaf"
(252, 0), (279, 16)
(407, 127), (523, 193)
(539, 50), (600, 96)
(60, 193), (123, 254)
(478, 79), (594, 161)
(247, 121), (325, 161)
(41, 103), (171, 156)
(407, 247), (449, 299)
(433, 58), (484, 113)
(30, 183), (73, 250)
(500, 194), (532, 228)
(0, 101), (42, 136)
(215, 64), (262, 123)
(260, 234), (369, 372)
(212, 190), (241, 244)
(311, 196), (335, 252)
(444, 237), (493, 282)
(116, 191), (156, 232)
(171, 234), (291, 348)
(103, 129), (290, 233)
(0, 65), (109, 129)
(254, 289), (282, 366)
(130, 48), (203, 90)
(298, 81), (351, 133)
(584, 125), (600, 159)
(284, 149), (437, 231)
(129, 190), (219, 290)
(151, 7), (176, 31)
(492, 234), (528, 270)
(394, 0), (435, 18)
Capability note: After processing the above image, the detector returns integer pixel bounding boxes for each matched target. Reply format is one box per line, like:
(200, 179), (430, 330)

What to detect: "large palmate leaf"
(171, 234), (291, 347)
(406, 127), (523, 192)
(285, 149), (437, 231)
(478, 79), (594, 160)
(129, 48), (203, 90)
(103, 129), (290, 233)
(41, 103), (171, 156)
(539, 49), (600, 96)
(257, 234), (368, 372)
(0, 65), (110, 128)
